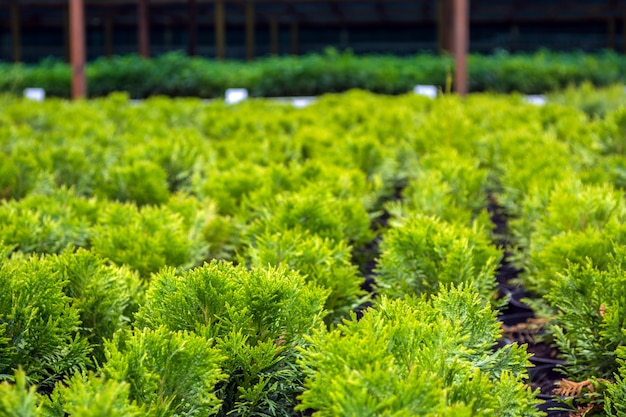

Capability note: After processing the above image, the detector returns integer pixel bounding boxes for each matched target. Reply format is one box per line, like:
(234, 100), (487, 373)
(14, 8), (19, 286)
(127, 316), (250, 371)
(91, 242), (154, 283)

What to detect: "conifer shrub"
(605, 347), (626, 416)
(95, 160), (170, 206)
(0, 192), (92, 254)
(42, 372), (142, 417)
(511, 181), (626, 295)
(0, 254), (91, 391)
(51, 248), (143, 364)
(386, 149), (491, 228)
(375, 215), (501, 302)
(245, 187), (373, 248)
(134, 261), (328, 416)
(91, 201), (207, 277)
(0, 368), (41, 416)
(101, 327), (225, 416)
(546, 258), (626, 381)
(297, 286), (541, 416)
(240, 229), (365, 324)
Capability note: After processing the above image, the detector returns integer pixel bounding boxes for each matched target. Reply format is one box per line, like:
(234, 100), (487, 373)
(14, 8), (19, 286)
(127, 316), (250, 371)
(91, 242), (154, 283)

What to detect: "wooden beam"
(453, 0), (469, 96)
(215, 0), (225, 59)
(69, 0), (87, 99)
(10, 4), (21, 63)
(270, 13), (279, 56)
(187, 0), (197, 55)
(246, 0), (255, 61)
(137, 0), (150, 58)
(290, 20), (298, 55)
(104, 14), (113, 58)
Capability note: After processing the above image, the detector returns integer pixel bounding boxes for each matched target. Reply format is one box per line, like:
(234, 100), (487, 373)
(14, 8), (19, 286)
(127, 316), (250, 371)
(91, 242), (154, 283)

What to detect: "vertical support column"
(137, 0), (150, 58)
(215, 0), (225, 59)
(69, 0), (87, 99)
(245, 0), (255, 61)
(188, 0), (198, 56)
(608, 18), (616, 50)
(270, 14), (279, 56)
(453, 0), (469, 96)
(104, 14), (113, 58)
(10, 4), (20, 63)
(290, 20), (298, 55)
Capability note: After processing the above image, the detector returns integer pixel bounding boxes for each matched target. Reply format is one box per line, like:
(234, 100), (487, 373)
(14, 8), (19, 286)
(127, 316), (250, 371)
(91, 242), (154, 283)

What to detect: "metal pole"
(215, 0), (225, 59)
(246, 0), (255, 61)
(137, 0), (150, 58)
(10, 4), (20, 63)
(453, 0), (469, 96)
(69, 0), (87, 99)
(608, 18), (616, 50)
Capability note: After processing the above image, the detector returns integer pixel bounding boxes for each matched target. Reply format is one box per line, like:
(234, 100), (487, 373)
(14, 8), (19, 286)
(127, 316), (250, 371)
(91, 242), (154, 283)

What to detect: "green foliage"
(91, 201), (207, 277)
(0, 368), (42, 417)
(375, 215), (501, 302)
(605, 347), (626, 417)
(297, 286), (540, 416)
(51, 248), (143, 364)
(42, 372), (142, 417)
(546, 258), (626, 380)
(101, 326), (225, 416)
(386, 149), (490, 227)
(95, 160), (170, 206)
(135, 261), (328, 416)
(240, 229), (365, 324)
(245, 187), (374, 247)
(0, 255), (90, 390)
(3, 50), (626, 98)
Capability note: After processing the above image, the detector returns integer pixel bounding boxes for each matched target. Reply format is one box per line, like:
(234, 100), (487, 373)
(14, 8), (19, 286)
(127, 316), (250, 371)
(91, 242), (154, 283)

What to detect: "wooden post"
(246, 0), (255, 61)
(10, 4), (20, 63)
(69, 0), (87, 99)
(215, 0), (225, 59)
(290, 21), (298, 55)
(453, 0), (469, 96)
(188, 0), (198, 56)
(608, 18), (616, 50)
(104, 14), (113, 58)
(270, 14), (279, 56)
(137, 0), (150, 58)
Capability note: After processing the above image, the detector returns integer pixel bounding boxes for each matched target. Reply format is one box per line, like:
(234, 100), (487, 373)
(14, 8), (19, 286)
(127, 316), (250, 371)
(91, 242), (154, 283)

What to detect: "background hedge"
(1, 48), (625, 99)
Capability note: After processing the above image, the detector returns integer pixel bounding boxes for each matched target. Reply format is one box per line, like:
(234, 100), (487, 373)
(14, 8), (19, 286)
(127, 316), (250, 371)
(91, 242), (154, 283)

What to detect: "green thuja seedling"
(42, 372), (142, 417)
(375, 215), (501, 302)
(547, 256), (626, 381)
(0, 189), (95, 254)
(91, 201), (207, 278)
(240, 229), (365, 324)
(298, 286), (540, 416)
(387, 149), (490, 228)
(52, 248), (143, 364)
(245, 187), (373, 248)
(95, 160), (169, 206)
(135, 260), (328, 416)
(101, 327), (225, 417)
(605, 347), (626, 417)
(0, 368), (42, 417)
(0, 255), (90, 391)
